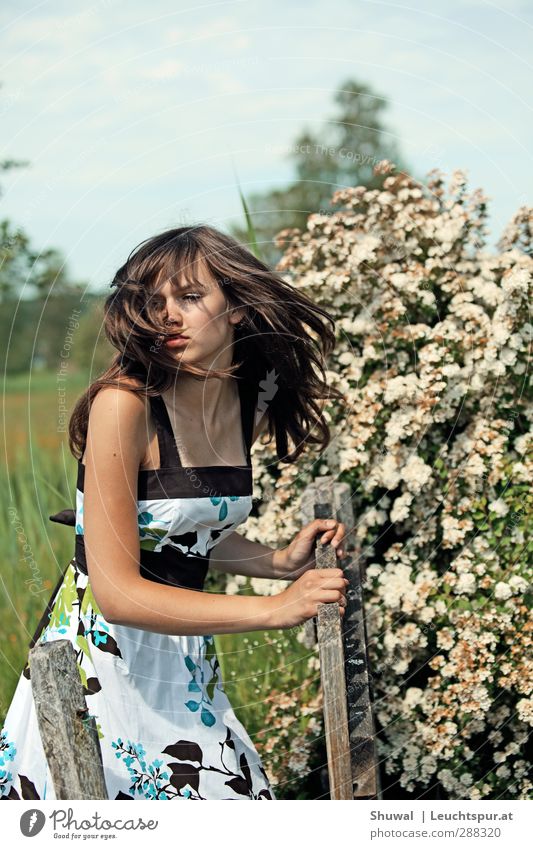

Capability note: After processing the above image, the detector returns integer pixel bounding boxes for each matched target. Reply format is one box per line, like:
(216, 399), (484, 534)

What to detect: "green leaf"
(207, 673), (218, 702)
(230, 157), (262, 261)
(81, 581), (103, 617)
(204, 636), (216, 665)
(139, 539), (158, 551)
(48, 567), (77, 630)
(76, 634), (91, 659)
(78, 663), (88, 689)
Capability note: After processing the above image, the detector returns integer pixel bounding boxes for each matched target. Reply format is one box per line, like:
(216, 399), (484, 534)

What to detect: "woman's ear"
(229, 306), (246, 326)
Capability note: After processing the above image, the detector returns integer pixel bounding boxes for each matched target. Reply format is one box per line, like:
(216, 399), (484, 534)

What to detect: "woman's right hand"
(267, 568), (349, 629)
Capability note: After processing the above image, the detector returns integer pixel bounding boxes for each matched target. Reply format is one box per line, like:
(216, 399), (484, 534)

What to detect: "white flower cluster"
(248, 164), (532, 799)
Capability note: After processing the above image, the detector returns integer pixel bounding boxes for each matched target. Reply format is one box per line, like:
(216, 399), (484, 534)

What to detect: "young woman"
(0, 224), (348, 801)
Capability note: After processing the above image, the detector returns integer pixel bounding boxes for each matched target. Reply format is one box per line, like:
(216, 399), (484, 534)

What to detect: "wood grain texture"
(301, 474), (381, 799)
(302, 477), (352, 799)
(330, 481), (380, 799)
(29, 639), (109, 799)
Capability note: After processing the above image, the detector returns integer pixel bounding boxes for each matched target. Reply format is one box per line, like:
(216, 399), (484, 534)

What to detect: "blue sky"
(1, 0), (531, 293)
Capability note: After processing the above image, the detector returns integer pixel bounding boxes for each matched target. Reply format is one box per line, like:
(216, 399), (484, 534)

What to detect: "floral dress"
(0, 379), (275, 800)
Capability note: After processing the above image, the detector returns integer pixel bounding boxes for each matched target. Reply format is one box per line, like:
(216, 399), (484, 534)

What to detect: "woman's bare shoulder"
(90, 378), (148, 411)
(87, 381), (149, 461)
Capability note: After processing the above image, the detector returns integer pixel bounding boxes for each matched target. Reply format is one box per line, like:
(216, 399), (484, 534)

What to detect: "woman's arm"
(108, 578), (275, 635)
(83, 386), (276, 636)
(209, 531), (286, 580)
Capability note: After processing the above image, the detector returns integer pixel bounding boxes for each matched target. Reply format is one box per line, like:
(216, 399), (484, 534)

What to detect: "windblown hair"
(68, 224), (344, 463)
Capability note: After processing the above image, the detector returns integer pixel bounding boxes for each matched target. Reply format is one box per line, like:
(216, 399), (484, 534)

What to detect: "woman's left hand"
(274, 518), (347, 580)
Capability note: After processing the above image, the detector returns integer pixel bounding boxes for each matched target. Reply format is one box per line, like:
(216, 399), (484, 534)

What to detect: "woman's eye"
(150, 292), (202, 312)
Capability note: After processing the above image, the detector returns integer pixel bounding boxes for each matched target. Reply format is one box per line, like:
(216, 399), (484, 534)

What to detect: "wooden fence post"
(300, 474), (381, 799)
(29, 639), (109, 800)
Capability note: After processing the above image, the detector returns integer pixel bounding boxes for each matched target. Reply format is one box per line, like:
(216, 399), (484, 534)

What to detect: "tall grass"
(0, 434), (78, 724)
(231, 163), (264, 261)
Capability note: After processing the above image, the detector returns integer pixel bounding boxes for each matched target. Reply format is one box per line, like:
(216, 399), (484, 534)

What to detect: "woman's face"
(151, 257), (244, 368)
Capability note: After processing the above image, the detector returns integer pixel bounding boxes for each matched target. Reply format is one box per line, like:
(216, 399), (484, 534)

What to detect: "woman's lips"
(165, 335), (189, 348)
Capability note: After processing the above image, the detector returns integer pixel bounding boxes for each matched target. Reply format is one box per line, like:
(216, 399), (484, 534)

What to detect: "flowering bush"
(239, 161), (532, 799)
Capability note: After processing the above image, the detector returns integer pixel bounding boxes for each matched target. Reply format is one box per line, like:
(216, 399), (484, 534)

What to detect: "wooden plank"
(302, 477), (353, 799)
(315, 540), (354, 799)
(330, 481), (380, 800)
(301, 475), (380, 799)
(29, 639), (108, 799)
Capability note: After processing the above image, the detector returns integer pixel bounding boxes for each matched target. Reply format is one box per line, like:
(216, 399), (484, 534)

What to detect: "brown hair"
(68, 224), (344, 463)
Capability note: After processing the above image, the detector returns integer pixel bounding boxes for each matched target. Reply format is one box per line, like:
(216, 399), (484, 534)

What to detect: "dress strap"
(150, 378), (258, 469)
(148, 394), (183, 468)
(239, 378), (258, 466)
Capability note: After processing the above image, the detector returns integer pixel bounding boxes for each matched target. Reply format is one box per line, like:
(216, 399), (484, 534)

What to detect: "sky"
(1, 0), (531, 294)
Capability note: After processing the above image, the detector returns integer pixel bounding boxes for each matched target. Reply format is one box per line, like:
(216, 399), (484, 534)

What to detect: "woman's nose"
(163, 300), (184, 326)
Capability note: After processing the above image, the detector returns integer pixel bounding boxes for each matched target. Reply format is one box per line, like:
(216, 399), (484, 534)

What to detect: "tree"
(229, 78), (407, 265)
(0, 80), (94, 371)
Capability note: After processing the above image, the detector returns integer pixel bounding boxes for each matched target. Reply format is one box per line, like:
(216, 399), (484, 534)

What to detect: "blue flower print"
(43, 611), (71, 640)
(112, 739), (173, 799)
(84, 616), (110, 647)
(209, 495), (240, 521)
(56, 611), (70, 634)
(38, 610), (72, 644)
(183, 655), (216, 726)
(137, 511), (171, 551)
(0, 731), (16, 798)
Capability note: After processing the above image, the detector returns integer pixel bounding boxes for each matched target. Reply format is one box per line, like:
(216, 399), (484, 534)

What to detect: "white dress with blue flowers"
(0, 379), (275, 800)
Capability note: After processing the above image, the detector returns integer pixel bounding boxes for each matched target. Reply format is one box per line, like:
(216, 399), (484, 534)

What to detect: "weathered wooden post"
(29, 639), (108, 799)
(300, 474), (380, 799)
(313, 508), (353, 800)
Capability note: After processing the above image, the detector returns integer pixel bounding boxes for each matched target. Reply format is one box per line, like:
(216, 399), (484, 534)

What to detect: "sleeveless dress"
(0, 379), (276, 800)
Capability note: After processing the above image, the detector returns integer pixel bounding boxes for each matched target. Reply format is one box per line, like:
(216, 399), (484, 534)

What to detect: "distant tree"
(229, 78), (408, 265)
(0, 81), (29, 185)
(71, 296), (115, 376)
(0, 220), (31, 303)
(0, 81), (31, 304)
(0, 81), (96, 371)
